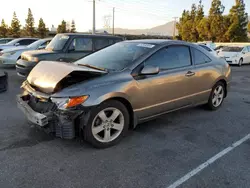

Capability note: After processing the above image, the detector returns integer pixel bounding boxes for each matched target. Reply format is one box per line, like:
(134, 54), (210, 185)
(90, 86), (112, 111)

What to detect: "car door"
(133, 45), (195, 119)
(64, 37), (93, 62)
(244, 46), (250, 63)
(241, 47), (249, 64)
(191, 47), (215, 104)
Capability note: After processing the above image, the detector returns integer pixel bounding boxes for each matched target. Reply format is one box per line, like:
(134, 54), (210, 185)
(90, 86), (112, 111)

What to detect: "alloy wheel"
(91, 107), (125, 143)
(212, 85), (224, 107)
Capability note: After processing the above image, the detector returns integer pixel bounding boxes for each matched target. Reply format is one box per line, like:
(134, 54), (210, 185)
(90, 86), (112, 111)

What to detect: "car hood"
(2, 46), (28, 53)
(27, 61), (107, 94)
(218, 51), (239, 58)
(0, 45), (16, 50)
(23, 49), (58, 57)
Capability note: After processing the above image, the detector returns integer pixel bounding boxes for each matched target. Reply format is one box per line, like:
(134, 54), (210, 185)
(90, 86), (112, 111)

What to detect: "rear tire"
(84, 100), (129, 148)
(207, 82), (225, 111)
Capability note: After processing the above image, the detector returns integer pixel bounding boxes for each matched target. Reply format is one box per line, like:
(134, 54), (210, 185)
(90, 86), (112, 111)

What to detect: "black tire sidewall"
(207, 82), (225, 110)
(84, 100), (130, 148)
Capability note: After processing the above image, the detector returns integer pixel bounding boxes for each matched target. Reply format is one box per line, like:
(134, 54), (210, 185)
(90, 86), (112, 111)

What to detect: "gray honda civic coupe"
(17, 40), (231, 148)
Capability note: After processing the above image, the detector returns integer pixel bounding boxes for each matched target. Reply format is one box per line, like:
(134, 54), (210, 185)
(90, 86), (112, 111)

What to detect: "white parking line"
(167, 134), (250, 188)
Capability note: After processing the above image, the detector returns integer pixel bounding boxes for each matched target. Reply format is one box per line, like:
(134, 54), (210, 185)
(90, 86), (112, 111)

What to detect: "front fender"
(83, 92), (131, 107)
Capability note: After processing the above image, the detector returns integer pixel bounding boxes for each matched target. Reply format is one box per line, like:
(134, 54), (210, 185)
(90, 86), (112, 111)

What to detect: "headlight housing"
(51, 96), (89, 110)
(27, 56), (39, 62)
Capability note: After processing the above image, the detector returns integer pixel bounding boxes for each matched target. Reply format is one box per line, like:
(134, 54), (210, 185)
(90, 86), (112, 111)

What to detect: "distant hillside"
(99, 21), (176, 36)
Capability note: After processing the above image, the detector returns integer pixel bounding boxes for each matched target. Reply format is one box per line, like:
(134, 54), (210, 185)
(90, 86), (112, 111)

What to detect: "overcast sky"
(1, 0), (249, 31)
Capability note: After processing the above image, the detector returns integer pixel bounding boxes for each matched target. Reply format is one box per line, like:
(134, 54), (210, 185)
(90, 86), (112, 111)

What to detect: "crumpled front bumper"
(17, 94), (83, 139)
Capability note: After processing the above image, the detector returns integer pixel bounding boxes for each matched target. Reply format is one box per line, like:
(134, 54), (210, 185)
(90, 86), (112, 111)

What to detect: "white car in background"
(218, 46), (250, 66)
(198, 44), (218, 57)
(0, 38), (51, 67)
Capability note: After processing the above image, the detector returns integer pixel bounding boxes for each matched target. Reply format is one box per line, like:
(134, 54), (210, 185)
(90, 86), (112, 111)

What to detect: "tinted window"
(75, 42), (154, 71)
(95, 38), (110, 50)
(69, 38), (93, 51)
(222, 46), (243, 52)
(19, 39), (37, 45)
(145, 46), (191, 70)
(192, 48), (211, 65)
(199, 45), (212, 52)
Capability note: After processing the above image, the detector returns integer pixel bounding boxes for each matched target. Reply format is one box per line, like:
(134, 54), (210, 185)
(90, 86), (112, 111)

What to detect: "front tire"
(207, 82), (225, 110)
(238, 58), (243, 67)
(84, 100), (129, 148)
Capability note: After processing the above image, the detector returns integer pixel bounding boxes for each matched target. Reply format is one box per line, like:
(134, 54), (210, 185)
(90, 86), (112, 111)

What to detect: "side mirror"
(140, 65), (160, 75)
(15, 43), (20, 46)
(38, 45), (46, 50)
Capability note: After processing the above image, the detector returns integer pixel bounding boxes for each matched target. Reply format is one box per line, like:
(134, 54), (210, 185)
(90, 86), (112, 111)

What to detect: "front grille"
(16, 64), (25, 68)
(28, 95), (57, 114)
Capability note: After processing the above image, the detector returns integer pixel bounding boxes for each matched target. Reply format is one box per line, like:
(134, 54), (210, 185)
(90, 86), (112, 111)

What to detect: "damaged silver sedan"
(17, 40), (231, 148)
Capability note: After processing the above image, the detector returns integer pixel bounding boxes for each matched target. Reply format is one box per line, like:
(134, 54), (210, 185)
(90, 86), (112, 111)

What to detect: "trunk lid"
(27, 61), (107, 94)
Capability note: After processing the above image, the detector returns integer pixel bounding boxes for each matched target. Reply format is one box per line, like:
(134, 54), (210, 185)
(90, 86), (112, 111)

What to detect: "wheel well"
(108, 97), (135, 129)
(217, 79), (227, 97)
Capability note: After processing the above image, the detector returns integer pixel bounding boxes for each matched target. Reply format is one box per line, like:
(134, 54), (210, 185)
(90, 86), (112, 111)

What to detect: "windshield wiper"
(78, 64), (108, 72)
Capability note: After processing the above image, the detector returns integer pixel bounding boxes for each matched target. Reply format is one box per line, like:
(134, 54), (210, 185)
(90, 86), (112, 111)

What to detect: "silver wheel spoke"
(217, 86), (222, 94)
(98, 111), (108, 121)
(218, 94), (223, 99)
(112, 123), (123, 131)
(104, 129), (111, 141)
(212, 97), (217, 104)
(216, 99), (220, 106)
(92, 125), (104, 135)
(109, 109), (120, 121)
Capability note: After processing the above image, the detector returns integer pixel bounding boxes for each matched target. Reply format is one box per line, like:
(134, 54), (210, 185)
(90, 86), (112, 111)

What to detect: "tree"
(70, 20), (76, 33)
(176, 10), (191, 41)
(197, 17), (210, 41)
(57, 20), (67, 33)
(248, 22), (250, 33)
(9, 12), (21, 37)
(0, 19), (8, 37)
(37, 18), (48, 38)
(24, 8), (36, 37)
(226, 0), (248, 42)
(208, 0), (227, 42)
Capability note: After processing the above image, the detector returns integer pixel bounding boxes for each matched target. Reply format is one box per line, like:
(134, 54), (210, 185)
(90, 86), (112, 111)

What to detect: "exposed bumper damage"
(17, 92), (84, 140)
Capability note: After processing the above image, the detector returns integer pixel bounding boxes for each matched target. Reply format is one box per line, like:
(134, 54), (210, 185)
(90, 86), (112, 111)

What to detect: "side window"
(192, 48), (211, 65)
(242, 47), (248, 53)
(247, 46), (250, 52)
(39, 41), (50, 48)
(19, 39), (36, 45)
(69, 38), (93, 52)
(145, 46), (191, 70)
(94, 38), (110, 50)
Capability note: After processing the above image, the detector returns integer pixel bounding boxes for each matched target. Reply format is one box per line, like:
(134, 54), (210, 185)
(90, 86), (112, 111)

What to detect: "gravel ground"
(0, 66), (250, 188)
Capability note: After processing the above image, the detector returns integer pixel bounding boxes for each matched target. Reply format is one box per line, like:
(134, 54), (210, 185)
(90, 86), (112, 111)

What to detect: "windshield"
(75, 42), (155, 71)
(45, 34), (69, 51)
(6, 39), (20, 45)
(27, 40), (44, 49)
(222, 46), (243, 52)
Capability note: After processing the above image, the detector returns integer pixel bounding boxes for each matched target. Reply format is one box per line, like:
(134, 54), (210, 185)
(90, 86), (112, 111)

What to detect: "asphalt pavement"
(0, 66), (250, 188)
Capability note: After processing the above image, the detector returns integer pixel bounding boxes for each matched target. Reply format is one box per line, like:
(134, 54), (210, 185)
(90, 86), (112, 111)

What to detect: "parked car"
(0, 38), (51, 67)
(17, 40), (231, 148)
(218, 46), (250, 66)
(0, 38), (38, 52)
(231, 46), (250, 66)
(16, 33), (124, 77)
(0, 38), (13, 44)
(198, 44), (218, 56)
(214, 45), (225, 53)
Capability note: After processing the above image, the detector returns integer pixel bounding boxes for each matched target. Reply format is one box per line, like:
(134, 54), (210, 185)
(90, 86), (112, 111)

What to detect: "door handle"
(185, 71), (195, 77)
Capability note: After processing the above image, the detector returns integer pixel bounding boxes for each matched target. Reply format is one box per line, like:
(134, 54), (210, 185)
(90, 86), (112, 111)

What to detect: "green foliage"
(37, 18), (48, 38)
(9, 12), (21, 38)
(57, 20), (67, 33)
(248, 22), (250, 33)
(24, 8), (36, 37)
(226, 0), (248, 42)
(0, 19), (8, 37)
(70, 20), (76, 33)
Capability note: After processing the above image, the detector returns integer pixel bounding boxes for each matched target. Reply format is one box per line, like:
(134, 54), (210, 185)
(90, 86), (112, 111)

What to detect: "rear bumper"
(16, 59), (37, 77)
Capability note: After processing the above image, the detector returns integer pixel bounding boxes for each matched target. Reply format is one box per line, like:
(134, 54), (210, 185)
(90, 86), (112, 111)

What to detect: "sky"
(1, 0), (249, 32)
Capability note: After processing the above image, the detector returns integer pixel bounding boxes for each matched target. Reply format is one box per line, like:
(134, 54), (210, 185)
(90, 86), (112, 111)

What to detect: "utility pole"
(92, 0), (96, 34)
(112, 7), (115, 35)
(172, 17), (178, 39)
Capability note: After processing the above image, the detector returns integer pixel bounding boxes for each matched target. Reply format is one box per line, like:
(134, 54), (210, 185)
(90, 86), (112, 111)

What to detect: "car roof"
(59, 33), (123, 39)
(124, 39), (194, 46)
